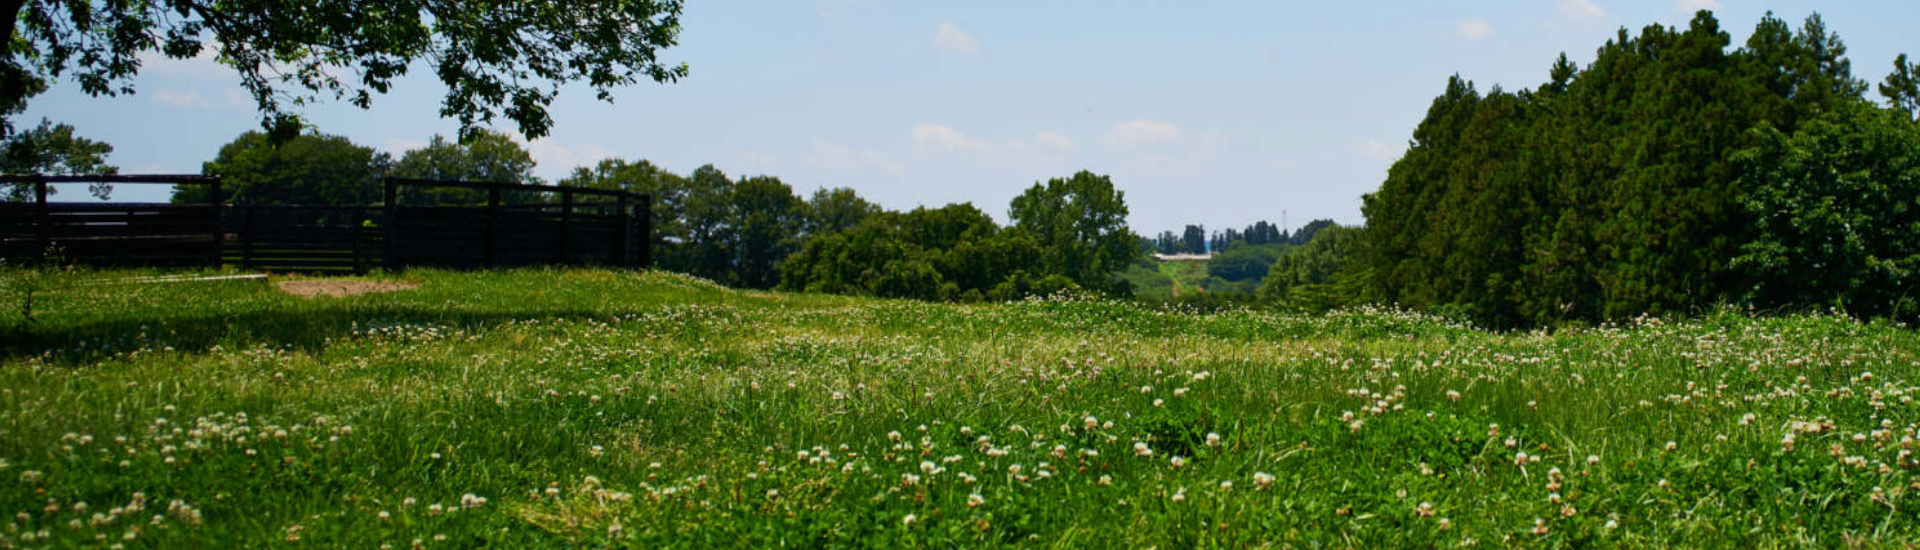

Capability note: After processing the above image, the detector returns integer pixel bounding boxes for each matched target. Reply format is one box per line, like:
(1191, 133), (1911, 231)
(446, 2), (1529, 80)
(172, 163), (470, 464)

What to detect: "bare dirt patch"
(276, 279), (419, 298)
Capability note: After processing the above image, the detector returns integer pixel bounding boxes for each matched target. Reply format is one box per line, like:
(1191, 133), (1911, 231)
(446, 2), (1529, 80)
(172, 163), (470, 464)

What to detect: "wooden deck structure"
(1, 175), (651, 273)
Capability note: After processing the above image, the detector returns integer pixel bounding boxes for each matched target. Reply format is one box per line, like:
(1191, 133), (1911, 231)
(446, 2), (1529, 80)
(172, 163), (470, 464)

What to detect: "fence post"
(351, 213), (364, 274)
(558, 188), (572, 264)
(240, 207), (254, 270)
(209, 178), (223, 269)
(614, 192), (629, 267)
(34, 178), (48, 263)
(637, 194), (652, 269)
(383, 178), (397, 270)
(486, 182), (501, 268)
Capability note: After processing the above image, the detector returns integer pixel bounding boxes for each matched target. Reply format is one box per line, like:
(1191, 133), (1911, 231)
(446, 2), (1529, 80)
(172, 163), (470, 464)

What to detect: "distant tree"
(1181, 224), (1206, 254)
(803, 187), (881, 236)
(1207, 242), (1284, 282)
(1, 119), (115, 202)
(1289, 219), (1336, 246)
(1259, 225), (1365, 310)
(725, 176), (807, 289)
(1155, 231), (1181, 254)
(389, 130), (538, 205)
(778, 203), (1045, 301)
(1008, 170), (1140, 293)
(557, 158), (689, 255)
(1884, 53), (1920, 120)
(183, 131), (391, 217)
(0, 0), (688, 139)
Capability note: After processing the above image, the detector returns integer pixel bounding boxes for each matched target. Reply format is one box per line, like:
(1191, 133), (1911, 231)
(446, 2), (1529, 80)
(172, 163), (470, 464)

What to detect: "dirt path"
(276, 279), (418, 298)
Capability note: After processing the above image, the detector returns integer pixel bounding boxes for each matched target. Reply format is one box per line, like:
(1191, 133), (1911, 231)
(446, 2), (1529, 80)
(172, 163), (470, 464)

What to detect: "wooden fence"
(1, 175), (651, 273)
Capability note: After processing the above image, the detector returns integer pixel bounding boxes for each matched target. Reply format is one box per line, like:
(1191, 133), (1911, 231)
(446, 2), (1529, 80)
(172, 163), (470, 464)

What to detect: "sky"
(20, 0), (1920, 234)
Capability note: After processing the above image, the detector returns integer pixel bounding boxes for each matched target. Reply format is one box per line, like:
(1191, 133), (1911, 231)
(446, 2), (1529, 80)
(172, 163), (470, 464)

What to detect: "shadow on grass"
(0, 305), (657, 365)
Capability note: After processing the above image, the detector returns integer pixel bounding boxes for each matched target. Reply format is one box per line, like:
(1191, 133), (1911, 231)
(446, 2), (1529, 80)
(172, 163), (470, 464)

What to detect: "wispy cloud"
(911, 123), (993, 153)
(138, 44), (231, 78)
(151, 88), (212, 109)
(808, 140), (903, 175)
(933, 23), (980, 53)
(1456, 18), (1493, 41)
(1103, 119), (1183, 148)
(1556, 0), (1606, 21)
(1676, 0), (1720, 12)
(1008, 132), (1079, 154)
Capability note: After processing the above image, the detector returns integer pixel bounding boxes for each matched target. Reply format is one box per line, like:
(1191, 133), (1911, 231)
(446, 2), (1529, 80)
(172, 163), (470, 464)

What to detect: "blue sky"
(22, 1), (1920, 233)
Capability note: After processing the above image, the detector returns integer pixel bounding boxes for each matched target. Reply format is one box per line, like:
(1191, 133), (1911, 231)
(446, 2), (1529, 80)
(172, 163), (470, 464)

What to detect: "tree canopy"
(1008, 170), (1140, 293)
(1354, 11), (1920, 327)
(183, 131), (391, 211)
(0, 0), (688, 138)
(1, 118), (114, 201)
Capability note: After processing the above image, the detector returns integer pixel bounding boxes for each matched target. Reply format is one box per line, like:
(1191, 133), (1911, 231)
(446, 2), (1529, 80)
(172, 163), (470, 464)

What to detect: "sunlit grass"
(1, 268), (1916, 547)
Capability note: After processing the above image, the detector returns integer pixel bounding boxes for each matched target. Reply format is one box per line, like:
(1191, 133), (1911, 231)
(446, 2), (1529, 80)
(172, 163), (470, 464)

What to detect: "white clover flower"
(1205, 433), (1221, 447)
(1253, 472), (1275, 490)
(459, 494), (486, 509)
(1134, 442), (1153, 457)
(967, 493), (985, 507)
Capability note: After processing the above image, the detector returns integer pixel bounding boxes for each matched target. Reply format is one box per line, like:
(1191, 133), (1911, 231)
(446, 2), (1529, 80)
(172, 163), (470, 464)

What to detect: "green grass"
(1123, 260), (1250, 301)
(3, 268), (1920, 547)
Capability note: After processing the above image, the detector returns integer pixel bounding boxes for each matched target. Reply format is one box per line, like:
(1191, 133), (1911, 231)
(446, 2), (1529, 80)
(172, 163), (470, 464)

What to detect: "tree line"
(0, 125), (1130, 299)
(1303, 11), (1920, 327)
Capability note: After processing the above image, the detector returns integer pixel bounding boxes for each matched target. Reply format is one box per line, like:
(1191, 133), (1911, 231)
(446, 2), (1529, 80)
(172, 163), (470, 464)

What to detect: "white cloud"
(807, 141), (903, 175)
(1031, 132), (1078, 153)
(139, 44), (231, 78)
(1456, 18), (1493, 41)
(515, 135), (612, 172)
(911, 123), (993, 153)
(151, 88), (212, 109)
(1103, 119), (1183, 148)
(1556, 0), (1606, 20)
(1356, 139), (1406, 162)
(1006, 132), (1079, 155)
(1676, 0), (1720, 11)
(933, 23), (980, 53)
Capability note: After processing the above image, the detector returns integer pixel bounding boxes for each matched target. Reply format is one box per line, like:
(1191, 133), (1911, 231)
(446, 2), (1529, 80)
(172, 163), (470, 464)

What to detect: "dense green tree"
(803, 187), (881, 236)
(725, 176), (806, 289)
(1207, 242), (1285, 282)
(1, 118), (114, 202)
(1885, 54), (1920, 120)
(0, 0), (687, 138)
(1181, 225), (1206, 254)
(1733, 103), (1920, 319)
(178, 131), (390, 214)
(1258, 225), (1365, 311)
(1008, 171), (1140, 293)
(389, 130), (539, 205)
(1359, 11), (1891, 327)
(778, 203), (1046, 301)
(558, 158), (690, 256)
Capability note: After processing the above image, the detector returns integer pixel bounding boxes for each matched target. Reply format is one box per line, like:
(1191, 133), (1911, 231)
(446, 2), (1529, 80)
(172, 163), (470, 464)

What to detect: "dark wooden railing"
(0, 174), (650, 273)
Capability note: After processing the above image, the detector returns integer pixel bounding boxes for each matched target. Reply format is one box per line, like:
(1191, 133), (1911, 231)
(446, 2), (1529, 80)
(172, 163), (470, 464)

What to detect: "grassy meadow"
(3, 268), (1919, 547)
